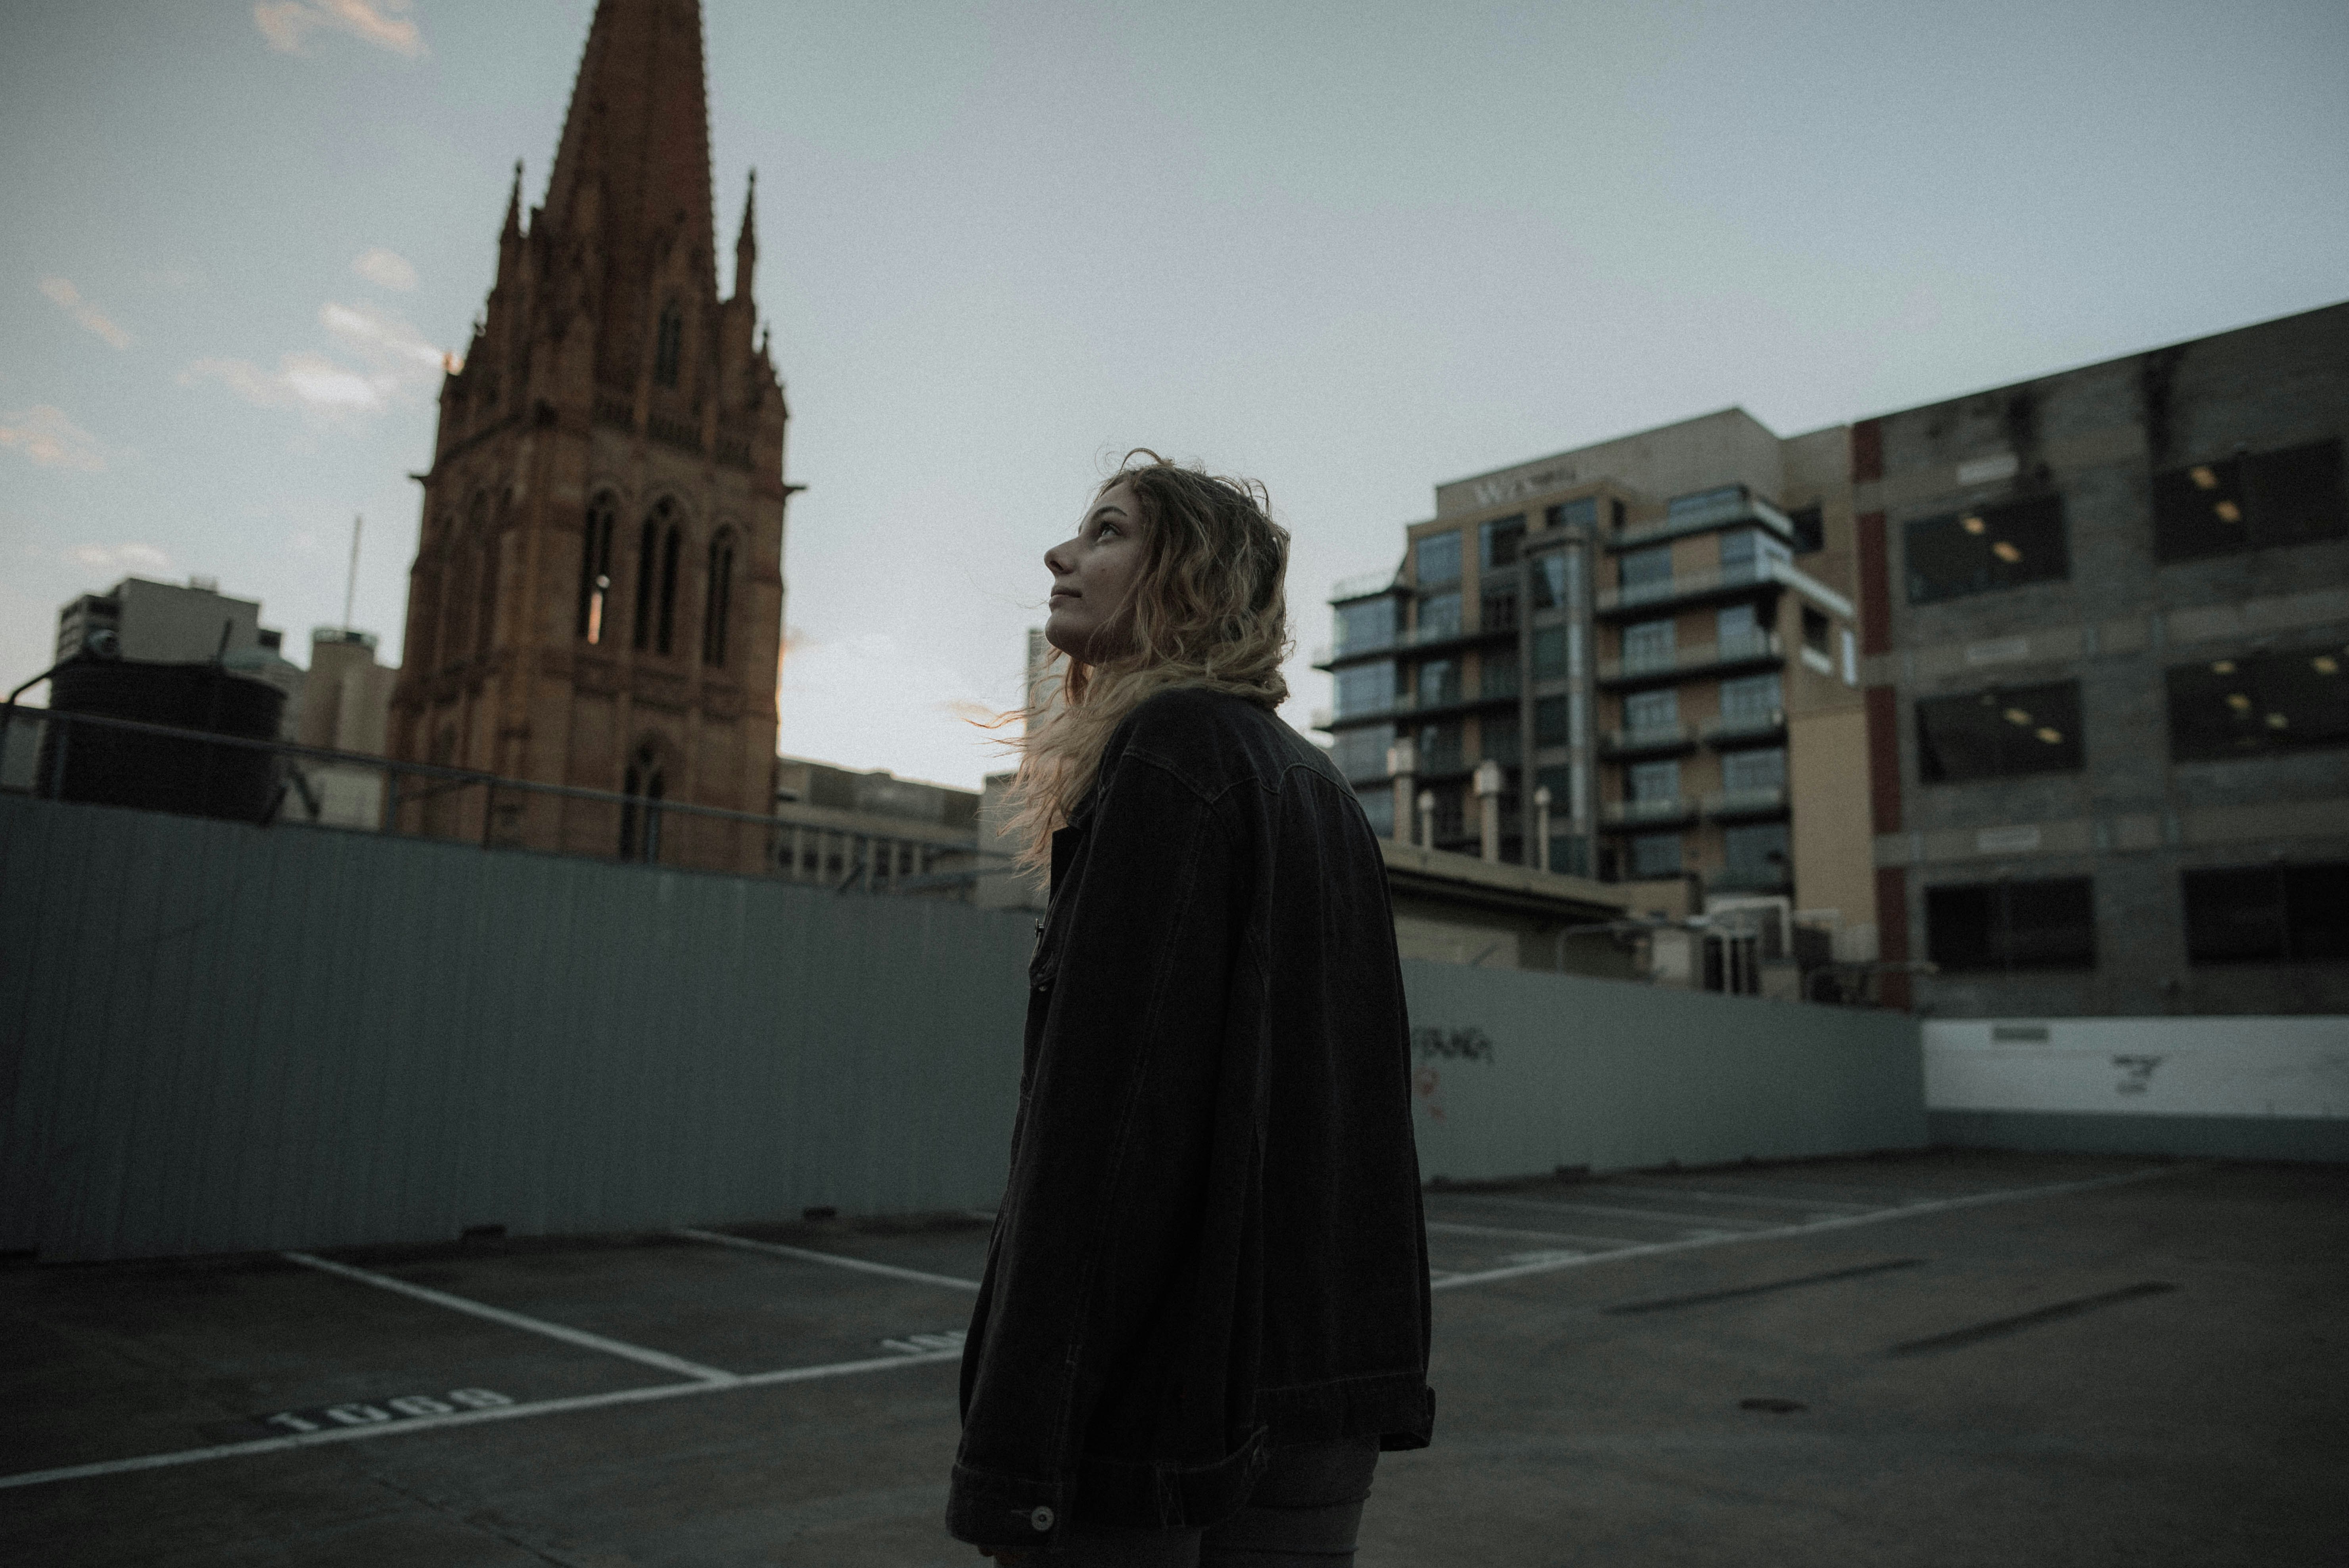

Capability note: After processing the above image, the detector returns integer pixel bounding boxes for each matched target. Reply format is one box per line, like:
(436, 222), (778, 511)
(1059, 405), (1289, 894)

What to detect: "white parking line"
(675, 1228), (981, 1290)
(1425, 1219), (1643, 1247)
(283, 1252), (737, 1384)
(1449, 1194), (1778, 1231)
(1591, 1184), (1880, 1213)
(0, 1346), (963, 1493)
(1429, 1166), (2187, 1292)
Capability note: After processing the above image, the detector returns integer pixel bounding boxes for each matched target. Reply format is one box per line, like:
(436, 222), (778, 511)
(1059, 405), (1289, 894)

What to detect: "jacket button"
(1030, 1505), (1055, 1531)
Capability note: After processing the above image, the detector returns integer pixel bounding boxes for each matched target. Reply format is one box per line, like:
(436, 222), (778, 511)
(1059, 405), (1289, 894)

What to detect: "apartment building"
(1861, 301), (2349, 1018)
(1317, 408), (1877, 977)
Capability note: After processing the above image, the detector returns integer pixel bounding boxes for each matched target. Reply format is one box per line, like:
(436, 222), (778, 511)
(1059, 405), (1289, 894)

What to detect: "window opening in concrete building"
(1611, 498), (1627, 531)
(1418, 589), (1461, 639)
(1788, 504), (1825, 554)
(1482, 652), (1520, 700)
(1629, 758), (1681, 802)
(1481, 588), (1519, 633)
(1720, 672), (1784, 720)
(2165, 645), (2349, 761)
(1722, 748), (1786, 792)
(1925, 877), (2096, 972)
(1619, 545), (1673, 590)
(1336, 595), (1395, 655)
(1623, 619), (1676, 672)
(1625, 688), (1678, 733)
(1721, 822), (1790, 891)
(1418, 720), (1463, 774)
(1916, 680), (2084, 782)
(1546, 497), (1597, 531)
(1418, 658), (1461, 707)
(1630, 831), (1682, 877)
(2182, 863), (2349, 964)
(1416, 532), (1461, 585)
(1904, 494), (2069, 604)
(1484, 712), (1522, 766)
(1802, 605), (1831, 656)
(1480, 514), (1526, 569)
(1532, 626), (1569, 679)
(1718, 602), (1761, 643)
(2153, 439), (2345, 562)
(1719, 527), (1791, 574)
(1535, 694), (1571, 747)
(1333, 723), (1394, 784)
(1335, 660), (1394, 719)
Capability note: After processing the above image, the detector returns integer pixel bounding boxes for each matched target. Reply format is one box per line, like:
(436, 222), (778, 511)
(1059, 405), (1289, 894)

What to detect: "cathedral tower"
(389, 0), (788, 870)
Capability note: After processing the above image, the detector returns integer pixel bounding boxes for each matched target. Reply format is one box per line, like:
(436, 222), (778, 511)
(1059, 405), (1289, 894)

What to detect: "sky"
(4, 0), (2345, 790)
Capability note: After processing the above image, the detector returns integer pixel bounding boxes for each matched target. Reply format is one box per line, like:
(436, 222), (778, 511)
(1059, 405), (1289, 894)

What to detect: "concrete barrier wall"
(1, 794), (1927, 1263)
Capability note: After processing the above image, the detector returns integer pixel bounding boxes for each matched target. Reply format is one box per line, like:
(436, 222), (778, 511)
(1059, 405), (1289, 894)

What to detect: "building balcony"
(1601, 796), (1699, 829)
(1600, 723), (1695, 759)
(1605, 489), (1797, 554)
(1329, 570), (1399, 604)
(1312, 614), (1522, 670)
(1701, 708), (1787, 748)
(1707, 865), (1794, 895)
(1313, 682), (1518, 732)
(1703, 786), (1790, 821)
(1594, 556), (1854, 621)
(1597, 630), (1783, 688)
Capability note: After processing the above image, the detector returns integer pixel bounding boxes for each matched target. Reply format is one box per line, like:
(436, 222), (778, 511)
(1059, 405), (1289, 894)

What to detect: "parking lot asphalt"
(4, 1149), (2343, 1567)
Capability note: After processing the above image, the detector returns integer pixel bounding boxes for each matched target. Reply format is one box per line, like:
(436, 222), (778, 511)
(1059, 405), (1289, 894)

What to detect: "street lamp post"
(1386, 735), (1417, 845)
(1474, 758), (1504, 863)
(1533, 784), (1553, 873)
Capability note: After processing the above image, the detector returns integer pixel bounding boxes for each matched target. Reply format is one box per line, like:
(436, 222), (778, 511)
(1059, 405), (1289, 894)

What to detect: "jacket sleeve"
(947, 740), (1252, 1546)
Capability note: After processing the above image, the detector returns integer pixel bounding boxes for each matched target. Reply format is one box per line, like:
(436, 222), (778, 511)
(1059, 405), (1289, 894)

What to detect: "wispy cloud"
(254, 0), (425, 59)
(38, 277), (134, 350)
(0, 406), (107, 472)
(180, 299), (445, 424)
(351, 247), (418, 291)
(69, 542), (173, 575)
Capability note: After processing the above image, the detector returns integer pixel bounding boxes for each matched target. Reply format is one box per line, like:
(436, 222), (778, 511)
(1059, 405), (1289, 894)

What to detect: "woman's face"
(1043, 479), (1144, 661)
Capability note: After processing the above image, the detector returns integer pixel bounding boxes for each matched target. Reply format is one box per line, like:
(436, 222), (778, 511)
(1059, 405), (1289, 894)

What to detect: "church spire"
(733, 168), (757, 301)
(501, 159), (524, 242)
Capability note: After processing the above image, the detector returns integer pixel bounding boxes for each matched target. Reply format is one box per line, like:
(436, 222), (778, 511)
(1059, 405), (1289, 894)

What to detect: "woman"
(949, 454), (1433, 1566)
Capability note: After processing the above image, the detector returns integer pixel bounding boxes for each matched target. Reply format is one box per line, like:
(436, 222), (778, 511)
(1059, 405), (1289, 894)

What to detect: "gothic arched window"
(654, 300), (683, 388)
(619, 741), (665, 862)
(702, 528), (735, 668)
(475, 495), (507, 661)
(656, 521), (681, 654)
(577, 493), (616, 642)
(633, 509), (660, 650)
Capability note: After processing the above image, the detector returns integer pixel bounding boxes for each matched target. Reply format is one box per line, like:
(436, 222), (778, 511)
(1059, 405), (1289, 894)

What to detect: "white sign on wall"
(1924, 1018), (2349, 1120)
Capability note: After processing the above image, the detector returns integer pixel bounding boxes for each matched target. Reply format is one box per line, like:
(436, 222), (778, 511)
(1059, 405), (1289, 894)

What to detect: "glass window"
(1482, 653), (1519, 700)
(1480, 590), (1519, 633)
(2153, 439), (2344, 562)
(1546, 497), (1597, 531)
(2165, 644), (2349, 761)
(1722, 748), (1787, 792)
(1417, 658), (1461, 707)
(1527, 551), (1568, 609)
(1904, 495), (2069, 604)
(1630, 832), (1683, 877)
(1535, 764), (1572, 806)
(1722, 822), (1790, 883)
(1335, 660), (1394, 719)
(1916, 681), (2085, 782)
(1622, 620), (1676, 671)
(1335, 596), (1395, 655)
(1417, 720), (1463, 773)
(1532, 626), (1568, 679)
(1416, 532), (1462, 585)
(1535, 695), (1571, 747)
(1717, 602), (1760, 642)
(1801, 606), (1831, 654)
(1548, 834), (1592, 877)
(1624, 688), (1678, 731)
(1926, 878), (2097, 972)
(1619, 545), (1673, 588)
(1669, 485), (1741, 518)
(1479, 514), (1526, 569)
(2182, 863), (2349, 964)
(1720, 672), (1784, 719)
(1482, 713), (1521, 766)
(1718, 528), (1790, 570)
(1628, 759), (1681, 802)
(1568, 624), (1585, 680)
(1332, 723), (1395, 783)
(1788, 504), (1825, 554)
(1417, 590), (1461, 639)
(1356, 788), (1395, 837)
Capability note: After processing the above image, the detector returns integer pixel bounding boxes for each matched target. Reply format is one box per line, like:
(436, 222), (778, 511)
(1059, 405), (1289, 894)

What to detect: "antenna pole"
(343, 514), (363, 630)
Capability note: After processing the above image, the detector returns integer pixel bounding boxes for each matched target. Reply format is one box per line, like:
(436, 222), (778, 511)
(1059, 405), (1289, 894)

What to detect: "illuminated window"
(2165, 644), (2349, 761)
(1904, 495), (2069, 604)
(2153, 439), (2344, 562)
(576, 495), (615, 643)
(1915, 681), (2084, 782)
(1927, 878), (2097, 972)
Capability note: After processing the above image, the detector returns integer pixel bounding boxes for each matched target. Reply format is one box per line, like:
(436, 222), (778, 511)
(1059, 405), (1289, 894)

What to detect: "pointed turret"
(733, 168), (757, 303)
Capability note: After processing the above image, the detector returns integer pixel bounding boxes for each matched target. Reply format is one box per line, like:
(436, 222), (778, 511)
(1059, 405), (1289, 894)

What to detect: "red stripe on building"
(1874, 865), (1911, 1012)
(1865, 684), (1901, 836)
(1856, 510), (1892, 657)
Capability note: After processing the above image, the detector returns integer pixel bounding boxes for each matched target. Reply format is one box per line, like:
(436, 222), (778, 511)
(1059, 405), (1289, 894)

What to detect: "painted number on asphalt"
(258, 1388), (514, 1434)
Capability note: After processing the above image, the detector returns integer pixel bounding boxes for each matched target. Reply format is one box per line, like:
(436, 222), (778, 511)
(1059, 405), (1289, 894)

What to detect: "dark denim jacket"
(947, 688), (1433, 1551)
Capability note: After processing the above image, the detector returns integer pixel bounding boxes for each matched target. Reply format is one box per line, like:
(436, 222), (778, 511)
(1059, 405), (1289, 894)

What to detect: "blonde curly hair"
(1004, 450), (1292, 872)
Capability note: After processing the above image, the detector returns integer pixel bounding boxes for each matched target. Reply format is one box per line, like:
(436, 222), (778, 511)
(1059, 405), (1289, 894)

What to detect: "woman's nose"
(1044, 538), (1074, 576)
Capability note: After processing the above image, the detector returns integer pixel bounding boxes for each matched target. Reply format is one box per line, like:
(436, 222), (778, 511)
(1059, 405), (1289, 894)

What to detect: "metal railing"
(0, 702), (1011, 896)
(1607, 490), (1798, 554)
(1601, 796), (1699, 827)
(1598, 630), (1783, 683)
(1601, 722), (1694, 755)
(1700, 707), (1787, 746)
(1703, 785), (1790, 819)
(1595, 556), (1854, 619)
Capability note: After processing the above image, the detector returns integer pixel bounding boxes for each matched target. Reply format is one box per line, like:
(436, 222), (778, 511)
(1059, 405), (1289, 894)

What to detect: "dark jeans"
(1044, 1435), (1381, 1566)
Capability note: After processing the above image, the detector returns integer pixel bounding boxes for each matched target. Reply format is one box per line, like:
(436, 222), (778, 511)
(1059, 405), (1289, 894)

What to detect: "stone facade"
(1858, 301), (2349, 1016)
(388, 0), (789, 873)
